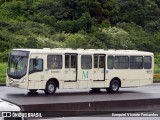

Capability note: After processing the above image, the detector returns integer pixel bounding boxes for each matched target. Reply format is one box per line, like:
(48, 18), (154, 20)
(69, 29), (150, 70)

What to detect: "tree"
(117, 0), (160, 27)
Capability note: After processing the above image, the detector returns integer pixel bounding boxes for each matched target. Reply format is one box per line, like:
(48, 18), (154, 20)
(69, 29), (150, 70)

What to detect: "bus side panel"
(139, 56), (154, 86)
(107, 69), (132, 87)
(43, 54), (65, 89)
(28, 54), (46, 89)
(92, 81), (105, 88)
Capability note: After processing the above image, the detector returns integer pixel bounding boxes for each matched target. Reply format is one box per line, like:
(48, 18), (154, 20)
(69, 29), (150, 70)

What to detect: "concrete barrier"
(21, 98), (160, 117)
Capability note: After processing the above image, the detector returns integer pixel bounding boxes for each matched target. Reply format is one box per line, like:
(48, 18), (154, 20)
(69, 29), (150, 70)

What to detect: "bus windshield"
(7, 51), (29, 79)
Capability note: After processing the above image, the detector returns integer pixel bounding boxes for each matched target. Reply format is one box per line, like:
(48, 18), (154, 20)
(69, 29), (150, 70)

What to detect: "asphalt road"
(1, 84), (160, 120)
(1, 83), (160, 105)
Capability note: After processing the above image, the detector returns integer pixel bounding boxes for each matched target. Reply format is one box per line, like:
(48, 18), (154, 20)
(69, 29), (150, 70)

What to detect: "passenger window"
(71, 55), (77, 68)
(65, 54), (77, 68)
(29, 59), (43, 73)
(107, 56), (114, 69)
(144, 56), (152, 69)
(94, 55), (105, 69)
(47, 55), (62, 69)
(65, 55), (69, 68)
(94, 56), (98, 68)
(114, 56), (129, 69)
(81, 55), (92, 69)
(99, 56), (105, 68)
(130, 56), (143, 69)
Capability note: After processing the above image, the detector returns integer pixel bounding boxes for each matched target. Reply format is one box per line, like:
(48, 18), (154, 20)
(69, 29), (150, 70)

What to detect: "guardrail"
(154, 74), (160, 78)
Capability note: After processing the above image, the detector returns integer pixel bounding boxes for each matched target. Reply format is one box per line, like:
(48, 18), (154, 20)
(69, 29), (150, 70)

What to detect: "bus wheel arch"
(44, 78), (59, 95)
(107, 77), (121, 93)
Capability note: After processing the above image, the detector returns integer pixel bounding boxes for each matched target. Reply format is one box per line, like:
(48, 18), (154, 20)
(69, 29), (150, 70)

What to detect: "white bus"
(6, 48), (154, 95)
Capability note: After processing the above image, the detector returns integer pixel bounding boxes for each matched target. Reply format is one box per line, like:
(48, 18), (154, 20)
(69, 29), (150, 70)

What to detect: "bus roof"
(12, 48), (154, 56)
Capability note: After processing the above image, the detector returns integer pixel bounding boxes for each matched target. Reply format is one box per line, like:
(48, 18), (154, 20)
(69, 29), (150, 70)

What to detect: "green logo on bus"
(82, 71), (89, 79)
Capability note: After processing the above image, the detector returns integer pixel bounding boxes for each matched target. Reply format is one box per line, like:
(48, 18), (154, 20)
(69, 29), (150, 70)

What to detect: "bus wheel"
(107, 80), (119, 93)
(29, 89), (37, 93)
(44, 81), (56, 95)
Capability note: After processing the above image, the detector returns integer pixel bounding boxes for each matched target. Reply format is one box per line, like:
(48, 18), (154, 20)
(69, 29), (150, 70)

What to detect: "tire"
(29, 89), (37, 93)
(44, 81), (56, 95)
(106, 80), (119, 93)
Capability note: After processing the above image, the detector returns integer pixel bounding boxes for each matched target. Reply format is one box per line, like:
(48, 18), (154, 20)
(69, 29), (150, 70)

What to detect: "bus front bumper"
(6, 81), (28, 89)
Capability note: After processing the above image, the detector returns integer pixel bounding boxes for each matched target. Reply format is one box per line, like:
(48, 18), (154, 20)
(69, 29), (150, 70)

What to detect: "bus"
(6, 48), (154, 95)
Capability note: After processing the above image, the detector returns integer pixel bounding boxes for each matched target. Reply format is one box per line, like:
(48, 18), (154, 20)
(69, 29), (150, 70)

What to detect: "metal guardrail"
(154, 74), (160, 78)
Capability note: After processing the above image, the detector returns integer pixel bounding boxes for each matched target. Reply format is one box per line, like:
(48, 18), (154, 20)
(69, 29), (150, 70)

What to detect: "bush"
(54, 12), (93, 33)
(98, 27), (133, 49)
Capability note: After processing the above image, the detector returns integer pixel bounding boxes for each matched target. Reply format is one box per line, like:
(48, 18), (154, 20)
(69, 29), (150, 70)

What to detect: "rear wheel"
(44, 81), (56, 95)
(106, 80), (120, 93)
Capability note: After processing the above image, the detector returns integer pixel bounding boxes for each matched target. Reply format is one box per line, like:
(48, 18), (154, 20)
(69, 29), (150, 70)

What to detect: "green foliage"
(117, 0), (160, 27)
(54, 12), (93, 33)
(93, 27), (133, 49)
(0, 30), (14, 51)
(116, 22), (154, 51)
(0, 0), (160, 62)
(0, 63), (7, 83)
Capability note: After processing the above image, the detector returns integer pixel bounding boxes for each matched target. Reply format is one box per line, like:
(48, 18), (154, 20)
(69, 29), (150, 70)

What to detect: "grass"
(153, 64), (160, 82)
(0, 62), (7, 83)
(0, 62), (160, 84)
(154, 64), (160, 74)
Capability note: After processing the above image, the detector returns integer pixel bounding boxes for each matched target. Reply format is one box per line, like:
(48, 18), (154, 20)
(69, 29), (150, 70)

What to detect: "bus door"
(64, 54), (77, 82)
(93, 55), (105, 81)
(28, 54), (44, 89)
(78, 55), (93, 88)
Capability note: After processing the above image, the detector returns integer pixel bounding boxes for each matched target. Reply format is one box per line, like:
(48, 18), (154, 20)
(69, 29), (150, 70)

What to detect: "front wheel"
(44, 81), (56, 95)
(106, 80), (120, 93)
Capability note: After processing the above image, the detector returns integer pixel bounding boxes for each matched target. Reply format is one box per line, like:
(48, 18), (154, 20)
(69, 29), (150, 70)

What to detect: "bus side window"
(114, 56), (129, 69)
(99, 56), (105, 68)
(71, 55), (77, 68)
(29, 59), (43, 73)
(65, 55), (69, 68)
(94, 56), (98, 68)
(144, 56), (152, 69)
(81, 55), (92, 69)
(107, 56), (114, 69)
(47, 55), (62, 69)
(130, 56), (143, 69)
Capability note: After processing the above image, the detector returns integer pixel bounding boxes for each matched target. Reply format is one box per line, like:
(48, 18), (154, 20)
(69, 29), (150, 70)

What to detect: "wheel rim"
(112, 82), (118, 91)
(48, 84), (55, 93)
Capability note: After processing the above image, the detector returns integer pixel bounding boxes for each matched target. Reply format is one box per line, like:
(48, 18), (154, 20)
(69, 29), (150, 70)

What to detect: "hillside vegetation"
(0, 0), (160, 63)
